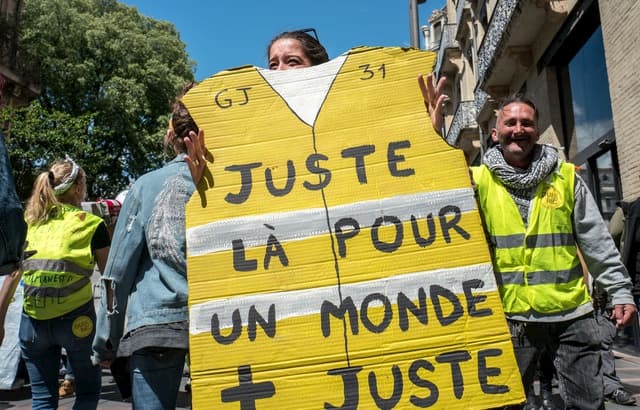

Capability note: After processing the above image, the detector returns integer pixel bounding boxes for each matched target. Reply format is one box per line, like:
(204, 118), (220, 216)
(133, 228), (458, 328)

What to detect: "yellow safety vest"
(471, 161), (591, 315)
(22, 205), (103, 319)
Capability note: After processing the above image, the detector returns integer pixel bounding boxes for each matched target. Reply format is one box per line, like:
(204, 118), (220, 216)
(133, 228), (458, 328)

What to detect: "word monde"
(210, 279), (491, 345)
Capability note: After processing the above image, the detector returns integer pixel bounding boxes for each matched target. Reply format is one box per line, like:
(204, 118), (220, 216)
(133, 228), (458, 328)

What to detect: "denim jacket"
(92, 154), (195, 362)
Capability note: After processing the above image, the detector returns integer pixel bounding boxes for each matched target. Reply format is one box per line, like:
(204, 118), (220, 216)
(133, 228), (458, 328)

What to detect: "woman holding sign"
(182, 29), (329, 185)
(267, 29), (329, 69)
(183, 28), (329, 184)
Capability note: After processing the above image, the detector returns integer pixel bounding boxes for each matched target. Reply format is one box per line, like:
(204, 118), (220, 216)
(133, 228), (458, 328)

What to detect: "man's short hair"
(497, 93), (539, 122)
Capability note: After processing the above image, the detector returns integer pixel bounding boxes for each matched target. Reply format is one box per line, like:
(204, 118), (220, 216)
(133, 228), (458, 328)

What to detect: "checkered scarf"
(482, 144), (559, 223)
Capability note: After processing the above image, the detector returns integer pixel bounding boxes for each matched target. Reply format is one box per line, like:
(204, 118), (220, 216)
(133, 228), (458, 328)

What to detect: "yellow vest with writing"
(22, 205), (102, 319)
(472, 161), (590, 315)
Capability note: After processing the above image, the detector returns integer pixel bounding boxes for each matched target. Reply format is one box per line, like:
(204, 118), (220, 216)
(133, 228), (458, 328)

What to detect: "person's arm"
(0, 269), (22, 345)
(94, 247), (110, 275)
(417, 73), (448, 136)
(92, 190), (145, 364)
(608, 205), (624, 250)
(91, 221), (111, 274)
(573, 175), (636, 327)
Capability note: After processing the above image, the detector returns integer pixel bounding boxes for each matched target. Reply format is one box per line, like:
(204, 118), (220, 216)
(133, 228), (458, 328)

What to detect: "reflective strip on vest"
(22, 258), (93, 299)
(22, 259), (94, 277)
(525, 233), (575, 248)
(491, 233), (575, 249)
(496, 263), (584, 286)
(23, 276), (91, 298)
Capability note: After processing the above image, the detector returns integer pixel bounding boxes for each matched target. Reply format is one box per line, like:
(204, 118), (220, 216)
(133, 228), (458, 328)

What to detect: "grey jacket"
(509, 171), (634, 322)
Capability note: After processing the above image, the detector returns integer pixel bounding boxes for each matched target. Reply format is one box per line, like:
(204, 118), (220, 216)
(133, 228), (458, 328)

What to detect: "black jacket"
(0, 132), (27, 275)
(619, 198), (640, 293)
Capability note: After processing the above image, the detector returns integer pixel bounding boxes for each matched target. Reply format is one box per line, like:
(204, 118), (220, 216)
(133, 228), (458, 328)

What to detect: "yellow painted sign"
(184, 47), (524, 409)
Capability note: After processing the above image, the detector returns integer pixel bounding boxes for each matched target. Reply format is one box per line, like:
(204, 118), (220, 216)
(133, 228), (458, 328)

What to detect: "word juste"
(220, 349), (509, 409)
(224, 140), (415, 204)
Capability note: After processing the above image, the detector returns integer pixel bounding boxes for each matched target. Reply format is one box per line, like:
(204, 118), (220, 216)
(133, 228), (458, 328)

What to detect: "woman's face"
(268, 38), (312, 70)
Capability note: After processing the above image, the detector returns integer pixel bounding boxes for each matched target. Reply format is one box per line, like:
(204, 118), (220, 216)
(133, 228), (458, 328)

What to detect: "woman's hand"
(185, 129), (207, 184)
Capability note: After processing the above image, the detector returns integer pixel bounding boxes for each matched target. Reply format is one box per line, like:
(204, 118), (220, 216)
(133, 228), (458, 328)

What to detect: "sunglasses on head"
(298, 28), (319, 42)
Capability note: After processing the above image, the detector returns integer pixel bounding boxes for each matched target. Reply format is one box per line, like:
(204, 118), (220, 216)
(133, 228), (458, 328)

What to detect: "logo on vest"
(72, 315), (94, 338)
(541, 186), (562, 209)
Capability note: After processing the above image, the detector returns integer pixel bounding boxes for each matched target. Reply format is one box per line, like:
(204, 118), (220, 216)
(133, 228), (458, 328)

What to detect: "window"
(549, 0), (620, 217)
(568, 27), (613, 153)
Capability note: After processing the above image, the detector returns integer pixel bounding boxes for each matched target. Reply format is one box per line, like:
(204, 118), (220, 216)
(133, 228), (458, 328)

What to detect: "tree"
(1, 0), (195, 199)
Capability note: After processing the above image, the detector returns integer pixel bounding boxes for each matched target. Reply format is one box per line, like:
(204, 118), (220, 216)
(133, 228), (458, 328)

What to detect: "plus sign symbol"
(221, 365), (276, 409)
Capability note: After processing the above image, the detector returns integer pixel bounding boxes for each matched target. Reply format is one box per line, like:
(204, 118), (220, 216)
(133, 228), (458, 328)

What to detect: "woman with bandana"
(20, 156), (110, 410)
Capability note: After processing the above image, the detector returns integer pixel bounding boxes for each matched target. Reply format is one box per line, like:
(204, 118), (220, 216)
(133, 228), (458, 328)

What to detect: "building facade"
(0, 0), (39, 108)
(425, 0), (640, 221)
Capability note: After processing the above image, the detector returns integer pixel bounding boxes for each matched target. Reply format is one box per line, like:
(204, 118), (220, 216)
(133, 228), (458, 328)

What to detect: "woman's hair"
(25, 157), (86, 225)
(267, 30), (329, 66)
(164, 81), (199, 155)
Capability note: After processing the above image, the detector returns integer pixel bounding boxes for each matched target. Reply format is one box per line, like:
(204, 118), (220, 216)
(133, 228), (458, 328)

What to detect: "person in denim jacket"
(92, 89), (200, 409)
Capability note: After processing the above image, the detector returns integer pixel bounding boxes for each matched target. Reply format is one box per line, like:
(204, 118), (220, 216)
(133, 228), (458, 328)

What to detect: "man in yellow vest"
(468, 94), (636, 410)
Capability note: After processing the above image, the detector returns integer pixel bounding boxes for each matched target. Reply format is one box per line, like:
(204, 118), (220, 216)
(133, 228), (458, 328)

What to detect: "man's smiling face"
(491, 102), (540, 168)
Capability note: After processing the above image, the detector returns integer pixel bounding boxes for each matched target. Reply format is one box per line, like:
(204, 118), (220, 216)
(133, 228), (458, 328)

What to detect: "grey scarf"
(482, 144), (559, 223)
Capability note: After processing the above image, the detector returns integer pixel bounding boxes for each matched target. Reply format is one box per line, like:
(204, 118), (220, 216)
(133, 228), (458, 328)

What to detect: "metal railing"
(435, 24), (460, 77)
(446, 100), (477, 146)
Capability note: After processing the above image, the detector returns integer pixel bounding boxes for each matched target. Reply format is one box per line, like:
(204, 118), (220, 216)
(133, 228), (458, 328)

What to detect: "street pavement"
(1, 348), (639, 409)
(607, 349), (640, 410)
(528, 340), (640, 410)
(0, 370), (192, 409)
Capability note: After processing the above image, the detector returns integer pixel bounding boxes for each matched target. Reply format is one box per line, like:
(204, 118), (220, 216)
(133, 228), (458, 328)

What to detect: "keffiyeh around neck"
(482, 144), (559, 224)
(483, 144), (559, 190)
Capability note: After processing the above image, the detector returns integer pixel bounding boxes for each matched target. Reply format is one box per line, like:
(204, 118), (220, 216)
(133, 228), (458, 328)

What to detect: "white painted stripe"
(258, 56), (346, 126)
(187, 188), (476, 257)
(189, 262), (495, 335)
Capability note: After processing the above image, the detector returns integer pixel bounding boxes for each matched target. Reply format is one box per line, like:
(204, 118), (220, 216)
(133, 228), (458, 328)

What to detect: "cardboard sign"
(183, 47), (524, 409)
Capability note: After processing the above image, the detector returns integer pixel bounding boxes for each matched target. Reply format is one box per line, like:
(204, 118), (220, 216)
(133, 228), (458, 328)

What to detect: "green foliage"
(2, 0), (195, 199)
